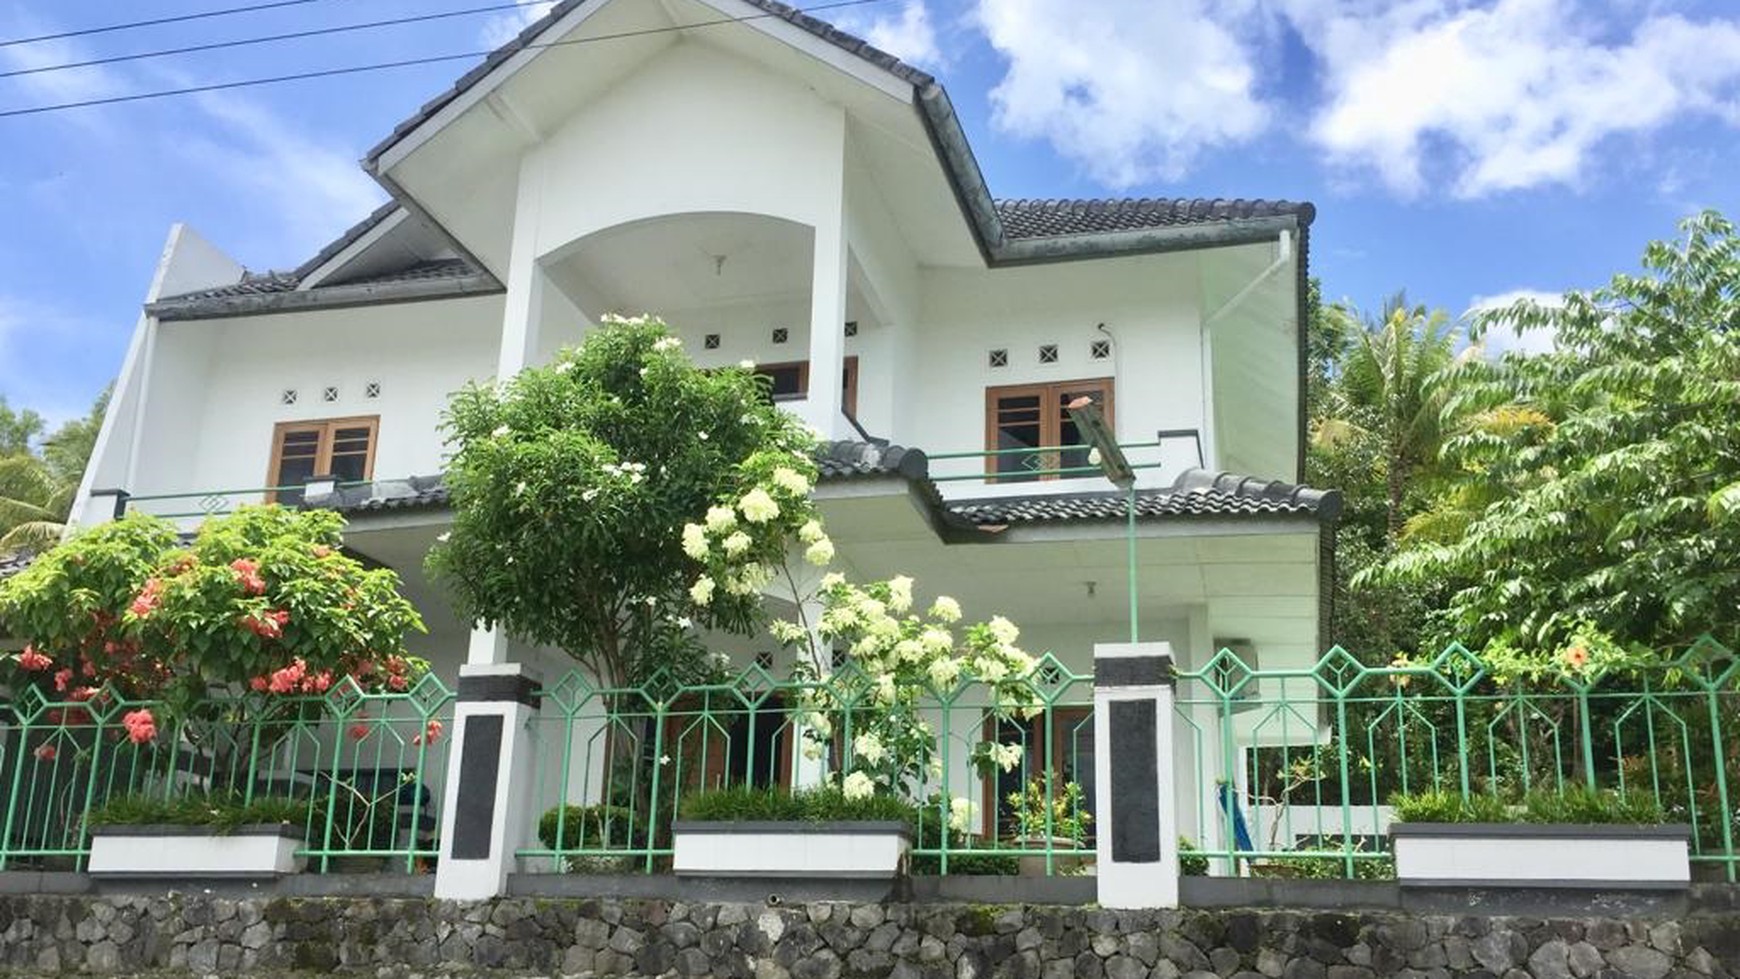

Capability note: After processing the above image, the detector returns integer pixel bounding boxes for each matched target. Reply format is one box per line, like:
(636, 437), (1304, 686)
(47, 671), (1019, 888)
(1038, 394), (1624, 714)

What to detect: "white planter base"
(88, 824), (306, 877)
(1392, 823), (1690, 889)
(672, 821), (909, 878)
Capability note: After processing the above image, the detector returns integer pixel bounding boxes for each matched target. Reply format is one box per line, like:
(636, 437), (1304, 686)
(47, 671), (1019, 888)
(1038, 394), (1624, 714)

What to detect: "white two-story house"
(47, 0), (1337, 846)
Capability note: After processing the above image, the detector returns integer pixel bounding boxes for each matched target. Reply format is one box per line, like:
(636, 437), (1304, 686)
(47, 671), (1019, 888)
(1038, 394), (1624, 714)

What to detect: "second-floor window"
(985, 379), (1114, 482)
(267, 416), (379, 505)
(756, 357), (859, 416)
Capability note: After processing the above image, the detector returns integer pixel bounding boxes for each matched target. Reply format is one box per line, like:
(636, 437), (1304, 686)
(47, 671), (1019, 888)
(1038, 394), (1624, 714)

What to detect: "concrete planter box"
(1391, 823), (1691, 889)
(88, 824), (306, 878)
(671, 821), (909, 878)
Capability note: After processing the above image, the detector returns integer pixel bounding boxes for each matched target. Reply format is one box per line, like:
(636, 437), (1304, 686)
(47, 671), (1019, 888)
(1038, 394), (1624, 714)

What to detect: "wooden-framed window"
(982, 708), (1096, 840)
(984, 379), (1114, 482)
(267, 416), (379, 505)
(756, 357), (859, 416)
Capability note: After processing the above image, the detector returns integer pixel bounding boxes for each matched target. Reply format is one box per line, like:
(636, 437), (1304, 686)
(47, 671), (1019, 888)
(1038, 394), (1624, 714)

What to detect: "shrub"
(1178, 837), (1209, 876)
(538, 804), (643, 850)
(1391, 785), (1664, 825)
(678, 784), (916, 823)
(909, 803), (1019, 876)
(86, 792), (307, 835)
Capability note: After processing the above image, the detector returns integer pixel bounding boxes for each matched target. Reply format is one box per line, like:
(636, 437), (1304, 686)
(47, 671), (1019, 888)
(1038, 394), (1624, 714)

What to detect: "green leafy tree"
(1377, 210), (1740, 656)
(0, 396), (44, 456)
(429, 316), (816, 688)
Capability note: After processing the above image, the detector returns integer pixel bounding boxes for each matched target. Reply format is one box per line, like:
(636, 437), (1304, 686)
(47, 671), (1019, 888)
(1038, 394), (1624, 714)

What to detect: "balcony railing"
(925, 432), (1203, 498)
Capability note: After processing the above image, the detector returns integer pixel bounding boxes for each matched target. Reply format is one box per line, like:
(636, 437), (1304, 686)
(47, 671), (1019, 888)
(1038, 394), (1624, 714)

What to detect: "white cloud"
(1296, 0), (1740, 197)
(480, 0), (554, 49)
(837, 0), (943, 67)
(0, 295), (110, 424)
(1465, 288), (1564, 356)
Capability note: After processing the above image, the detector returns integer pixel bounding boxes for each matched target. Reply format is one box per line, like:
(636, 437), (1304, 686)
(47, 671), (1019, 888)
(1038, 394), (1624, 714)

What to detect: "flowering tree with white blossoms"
(431, 316), (816, 688)
(682, 462), (1044, 837)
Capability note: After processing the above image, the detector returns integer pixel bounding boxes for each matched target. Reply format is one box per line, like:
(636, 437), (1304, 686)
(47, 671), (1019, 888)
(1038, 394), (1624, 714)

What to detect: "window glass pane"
(757, 365), (805, 400)
(329, 426), (373, 482)
(993, 393), (1044, 481)
(271, 429), (322, 505)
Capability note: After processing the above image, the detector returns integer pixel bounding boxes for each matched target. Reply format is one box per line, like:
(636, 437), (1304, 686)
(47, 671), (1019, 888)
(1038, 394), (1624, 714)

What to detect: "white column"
(498, 154), (548, 379)
(803, 198), (849, 439)
(433, 662), (542, 900)
(1093, 641), (1180, 909)
(467, 625), (511, 666)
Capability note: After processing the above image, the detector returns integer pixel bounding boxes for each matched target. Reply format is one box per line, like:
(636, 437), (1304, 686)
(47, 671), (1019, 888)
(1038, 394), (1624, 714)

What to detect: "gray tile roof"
(995, 199), (1316, 241)
(0, 551), (36, 580)
(308, 445), (1339, 529)
(157, 258), (479, 304)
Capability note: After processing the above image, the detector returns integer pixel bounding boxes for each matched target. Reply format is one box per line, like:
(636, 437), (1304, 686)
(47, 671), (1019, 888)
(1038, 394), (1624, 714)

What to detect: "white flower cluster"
(601, 460), (647, 485)
(651, 336), (683, 352)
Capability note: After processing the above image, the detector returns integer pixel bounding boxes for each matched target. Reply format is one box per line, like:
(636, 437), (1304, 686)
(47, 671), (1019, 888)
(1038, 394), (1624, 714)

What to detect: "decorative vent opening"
(988, 349), (1009, 368)
(364, 381), (381, 399)
(844, 321), (858, 337)
(754, 651), (775, 671)
(771, 327), (789, 345)
(1038, 344), (1059, 364)
(704, 334), (721, 349)
(1090, 339), (1111, 360)
(280, 389), (298, 405)
(322, 386), (340, 403)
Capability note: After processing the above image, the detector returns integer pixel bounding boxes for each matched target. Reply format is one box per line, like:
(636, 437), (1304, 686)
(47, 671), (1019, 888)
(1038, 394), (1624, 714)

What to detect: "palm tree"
(1312, 294), (1460, 542)
(0, 452), (72, 554)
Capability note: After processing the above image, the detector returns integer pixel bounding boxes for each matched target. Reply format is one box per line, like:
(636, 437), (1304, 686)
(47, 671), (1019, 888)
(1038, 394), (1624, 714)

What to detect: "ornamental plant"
(680, 449), (1044, 834)
(0, 506), (427, 748)
(431, 315), (816, 688)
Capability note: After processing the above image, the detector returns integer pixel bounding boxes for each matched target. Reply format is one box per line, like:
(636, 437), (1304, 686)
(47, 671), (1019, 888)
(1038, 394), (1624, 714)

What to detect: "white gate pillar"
(433, 658), (541, 900)
(1093, 642), (1180, 908)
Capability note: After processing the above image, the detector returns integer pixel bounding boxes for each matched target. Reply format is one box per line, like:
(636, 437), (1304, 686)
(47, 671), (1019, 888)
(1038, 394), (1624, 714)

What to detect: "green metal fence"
(0, 675), (454, 872)
(519, 658), (1100, 876)
(1175, 639), (1740, 881)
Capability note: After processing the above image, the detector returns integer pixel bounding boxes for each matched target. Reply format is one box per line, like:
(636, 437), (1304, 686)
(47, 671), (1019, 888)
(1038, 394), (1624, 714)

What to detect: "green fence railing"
(519, 658), (1100, 877)
(0, 675), (454, 873)
(1174, 639), (1740, 882)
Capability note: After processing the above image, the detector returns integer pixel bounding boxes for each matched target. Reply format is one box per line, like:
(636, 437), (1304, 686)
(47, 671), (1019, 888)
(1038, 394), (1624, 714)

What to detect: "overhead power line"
(0, 0), (890, 120)
(0, 3), (547, 80)
(0, 0), (339, 49)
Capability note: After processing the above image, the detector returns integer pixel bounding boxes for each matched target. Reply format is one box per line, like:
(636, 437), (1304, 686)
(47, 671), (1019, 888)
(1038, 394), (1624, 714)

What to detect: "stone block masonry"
(2, 894), (1739, 977)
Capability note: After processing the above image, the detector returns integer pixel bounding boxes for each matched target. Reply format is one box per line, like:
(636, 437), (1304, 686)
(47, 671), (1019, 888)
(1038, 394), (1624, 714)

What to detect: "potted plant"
(1388, 785), (1690, 889)
(672, 785), (914, 878)
(86, 793), (308, 877)
(1005, 776), (1093, 876)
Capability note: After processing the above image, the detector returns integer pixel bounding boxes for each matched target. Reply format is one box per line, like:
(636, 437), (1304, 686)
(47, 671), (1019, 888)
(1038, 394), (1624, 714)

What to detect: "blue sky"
(1, 0), (1737, 424)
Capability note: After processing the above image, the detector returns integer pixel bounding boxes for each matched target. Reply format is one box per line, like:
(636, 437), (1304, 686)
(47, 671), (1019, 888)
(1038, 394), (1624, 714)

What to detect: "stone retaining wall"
(2, 894), (1739, 978)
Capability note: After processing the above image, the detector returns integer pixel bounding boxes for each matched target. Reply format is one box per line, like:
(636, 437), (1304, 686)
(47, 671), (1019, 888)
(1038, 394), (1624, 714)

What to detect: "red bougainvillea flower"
(424, 719), (444, 744)
(301, 670), (333, 694)
(249, 676), (270, 692)
(267, 658), (307, 694)
(33, 744), (56, 762)
(122, 708), (157, 745)
(348, 722), (371, 741)
(17, 646), (52, 671)
(230, 558), (267, 596)
(386, 673), (408, 692)
(53, 668), (73, 692)
(129, 578), (165, 618)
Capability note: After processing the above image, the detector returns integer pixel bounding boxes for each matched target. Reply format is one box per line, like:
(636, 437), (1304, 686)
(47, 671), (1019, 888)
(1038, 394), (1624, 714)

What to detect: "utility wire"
(0, 0), (889, 120)
(1, 0), (340, 49)
(1, 3), (545, 80)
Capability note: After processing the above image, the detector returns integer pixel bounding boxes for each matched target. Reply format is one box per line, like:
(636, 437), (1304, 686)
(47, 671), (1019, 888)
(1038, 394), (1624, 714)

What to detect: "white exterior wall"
(122, 296), (501, 504)
(525, 42), (845, 264)
(911, 254), (1209, 491)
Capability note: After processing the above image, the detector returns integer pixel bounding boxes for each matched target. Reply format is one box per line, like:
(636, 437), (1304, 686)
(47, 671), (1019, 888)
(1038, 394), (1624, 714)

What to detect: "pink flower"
(424, 719), (444, 744)
(33, 743), (56, 762)
(129, 578), (164, 618)
(386, 673), (408, 692)
(122, 708), (157, 745)
(267, 658), (307, 694)
(52, 668), (74, 692)
(230, 558), (266, 596)
(348, 722), (371, 741)
(249, 676), (270, 692)
(17, 646), (52, 671)
(70, 687), (99, 703)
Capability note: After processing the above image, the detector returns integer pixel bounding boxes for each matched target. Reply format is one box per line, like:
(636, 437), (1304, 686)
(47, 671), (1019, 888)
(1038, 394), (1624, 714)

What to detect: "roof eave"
(147, 272), (504, 321)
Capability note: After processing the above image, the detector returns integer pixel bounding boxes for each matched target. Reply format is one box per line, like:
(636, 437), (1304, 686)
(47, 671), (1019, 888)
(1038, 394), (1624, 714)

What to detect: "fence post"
(1093, 641), (1179, 909)
(433, 661), (541, 900)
